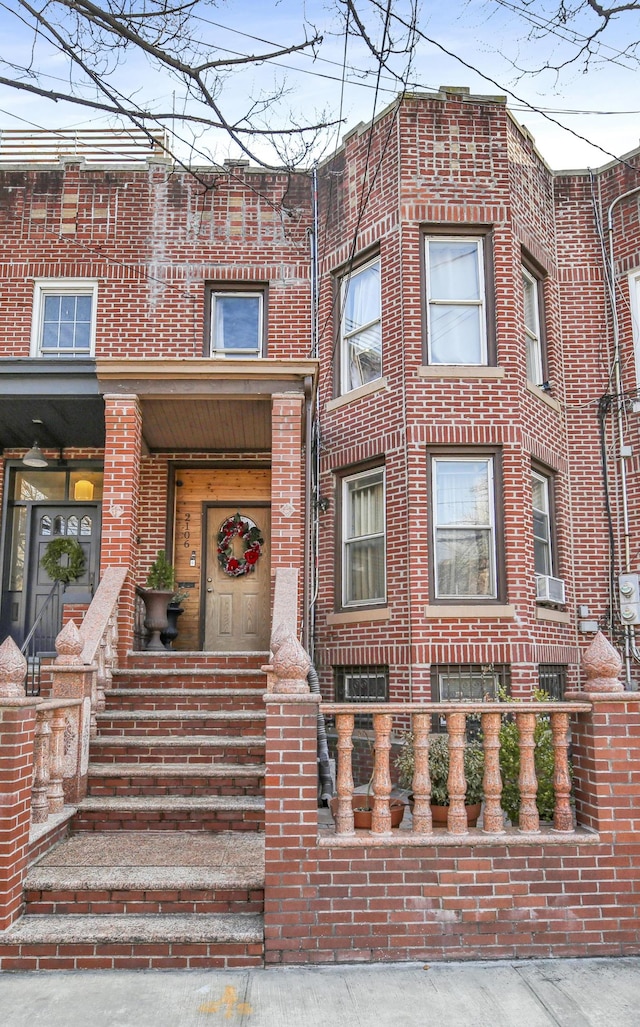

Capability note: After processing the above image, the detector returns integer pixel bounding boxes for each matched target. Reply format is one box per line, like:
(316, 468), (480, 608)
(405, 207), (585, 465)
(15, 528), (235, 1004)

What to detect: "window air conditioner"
(536, 574), (566, 604)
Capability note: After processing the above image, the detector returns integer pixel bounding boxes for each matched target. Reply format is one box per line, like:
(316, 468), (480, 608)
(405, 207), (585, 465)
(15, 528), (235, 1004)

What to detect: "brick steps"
(0, 913), (264, 969)
(96, 708), (266, 737)
(104, 688), (264, 711)
(87, 762), (265, 797)
(91, 734), (265, 765)
(72, 795), (265, 832)
(5, 656), (268, 969)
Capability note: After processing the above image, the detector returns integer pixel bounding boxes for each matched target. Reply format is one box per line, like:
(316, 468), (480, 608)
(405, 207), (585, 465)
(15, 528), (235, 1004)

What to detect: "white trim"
(425, 236), (487, 366)
(30, 278), (98, 358)
(209, 290), (264, 358)
(629, 269), (640, 388)
(522, 265), (543, 385)
(341, 466), (386, 607)
(339, 255), (382, 395)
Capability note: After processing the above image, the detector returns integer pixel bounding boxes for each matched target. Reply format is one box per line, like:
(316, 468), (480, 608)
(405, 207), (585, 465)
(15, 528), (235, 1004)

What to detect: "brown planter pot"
(429, 802), (482, 828)
(140, 589), (174, 650)
(330, 795), (406, 829)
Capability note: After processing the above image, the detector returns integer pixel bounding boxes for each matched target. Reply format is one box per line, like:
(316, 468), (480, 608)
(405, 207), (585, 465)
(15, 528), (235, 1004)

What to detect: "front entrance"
(28, 505), (100, 650)
(204, 505), (271, 651)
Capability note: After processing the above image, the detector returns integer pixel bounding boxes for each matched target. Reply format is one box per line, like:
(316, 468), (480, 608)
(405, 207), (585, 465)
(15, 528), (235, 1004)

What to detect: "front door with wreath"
(203, 505), (270, 652)
(28, 504), (100, 651)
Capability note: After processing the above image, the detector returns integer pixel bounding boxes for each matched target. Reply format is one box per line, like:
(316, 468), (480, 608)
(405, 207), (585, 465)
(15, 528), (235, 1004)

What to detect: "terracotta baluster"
(551, 711), (573, 831)
(481, 711), (504, 833)
(446, 711), (468, 834)
(371, 712), (393, 834)
(411, 712), (432, 834)
(335, 712), (355, 835)
(31, 710), (51, 823)
(516, 711), (540, 832)
(47, 707), (66, 814)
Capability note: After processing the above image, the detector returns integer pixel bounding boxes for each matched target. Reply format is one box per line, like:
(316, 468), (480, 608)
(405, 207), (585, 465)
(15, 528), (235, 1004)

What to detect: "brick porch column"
(271, 394), (305, 605)
(0, 638), (37, 930)
(101, 394), (142, 656)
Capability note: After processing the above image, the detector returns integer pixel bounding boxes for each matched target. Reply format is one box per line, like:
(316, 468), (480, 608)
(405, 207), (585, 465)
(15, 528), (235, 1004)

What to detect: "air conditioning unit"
(536, 574), (566, 604)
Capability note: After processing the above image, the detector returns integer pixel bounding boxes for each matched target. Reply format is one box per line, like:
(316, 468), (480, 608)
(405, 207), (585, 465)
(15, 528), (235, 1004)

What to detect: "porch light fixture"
(74, 479), (95, 501)
(22, 441), (48, 468)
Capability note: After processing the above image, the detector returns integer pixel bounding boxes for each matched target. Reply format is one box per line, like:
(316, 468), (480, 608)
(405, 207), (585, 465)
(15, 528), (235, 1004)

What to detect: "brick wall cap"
(0, 696), (43, 708)
(264, 692), (322, 706)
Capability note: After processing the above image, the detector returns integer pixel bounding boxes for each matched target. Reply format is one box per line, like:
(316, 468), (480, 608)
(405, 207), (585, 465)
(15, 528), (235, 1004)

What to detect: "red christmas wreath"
(217, 512), (264, 577)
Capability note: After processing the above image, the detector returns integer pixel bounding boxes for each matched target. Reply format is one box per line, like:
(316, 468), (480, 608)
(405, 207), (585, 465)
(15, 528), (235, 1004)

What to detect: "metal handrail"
(20, 580), (63, 695)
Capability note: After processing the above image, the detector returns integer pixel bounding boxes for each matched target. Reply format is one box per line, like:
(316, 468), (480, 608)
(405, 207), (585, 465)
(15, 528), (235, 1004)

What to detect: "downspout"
(303, 164), (320, 656)
(606, 184), (640, 682)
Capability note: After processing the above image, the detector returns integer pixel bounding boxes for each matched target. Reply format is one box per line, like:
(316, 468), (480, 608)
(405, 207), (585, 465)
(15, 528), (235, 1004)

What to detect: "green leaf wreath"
(40, 537), (86, 584)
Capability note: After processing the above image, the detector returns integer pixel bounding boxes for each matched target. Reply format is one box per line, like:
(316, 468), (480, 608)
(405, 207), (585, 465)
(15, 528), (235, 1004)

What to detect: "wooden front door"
(204, 505), (270, 651)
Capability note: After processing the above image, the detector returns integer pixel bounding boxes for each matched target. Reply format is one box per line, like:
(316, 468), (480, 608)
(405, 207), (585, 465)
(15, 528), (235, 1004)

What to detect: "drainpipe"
(606, 184), (640, 682)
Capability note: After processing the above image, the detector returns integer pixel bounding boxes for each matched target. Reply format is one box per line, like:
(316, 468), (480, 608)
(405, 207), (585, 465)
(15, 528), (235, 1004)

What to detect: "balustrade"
(32, 698), (82, 824)
(322, 701), (591, 838)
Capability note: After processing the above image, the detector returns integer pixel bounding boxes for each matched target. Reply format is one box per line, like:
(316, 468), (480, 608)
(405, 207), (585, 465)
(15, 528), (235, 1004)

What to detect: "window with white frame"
(432, 455), (498, 599)
(31, 280), (97, 357)
(630, 270), (640, 386)
(209, 290), (264, 357)
(532, 469), (553, 576)
(341, 467), (386, 606)
(523, 266), (544, 384)
(339, 257), (381, 393)
(425, 237), (487, 364)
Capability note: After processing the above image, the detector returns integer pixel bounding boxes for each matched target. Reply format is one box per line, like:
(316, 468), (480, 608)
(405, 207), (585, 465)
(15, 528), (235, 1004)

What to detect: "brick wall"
(263, 693), (640, 964)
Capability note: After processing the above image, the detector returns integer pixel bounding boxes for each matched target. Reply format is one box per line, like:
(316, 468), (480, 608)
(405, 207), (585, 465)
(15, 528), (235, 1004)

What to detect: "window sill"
(536, 606), (572, 624)
(423, 604), (515, 619)
(326, 377), (388, 411)
(526, 381), (562, 411)
(327, 607), (390, 626)
(418, 365), (505, 379)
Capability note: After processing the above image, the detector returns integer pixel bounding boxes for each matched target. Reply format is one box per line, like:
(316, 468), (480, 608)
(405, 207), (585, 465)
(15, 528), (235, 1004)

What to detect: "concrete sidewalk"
(0, 957), (638, 1026)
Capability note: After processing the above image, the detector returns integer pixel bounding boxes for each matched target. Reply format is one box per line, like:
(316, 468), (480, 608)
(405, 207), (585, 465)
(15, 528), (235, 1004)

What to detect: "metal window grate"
(538, 664), (567, 700)
(430, 663), (511, 738)
(334, 665), (389, 728)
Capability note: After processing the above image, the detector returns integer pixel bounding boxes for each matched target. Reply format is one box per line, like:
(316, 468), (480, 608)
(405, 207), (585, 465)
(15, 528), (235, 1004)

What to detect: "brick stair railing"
(0, 653), (268, 970)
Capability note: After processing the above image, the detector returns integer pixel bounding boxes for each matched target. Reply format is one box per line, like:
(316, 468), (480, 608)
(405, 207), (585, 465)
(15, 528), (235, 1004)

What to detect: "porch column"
(101, 395), (142, 656)
(271, 393), (305, 630)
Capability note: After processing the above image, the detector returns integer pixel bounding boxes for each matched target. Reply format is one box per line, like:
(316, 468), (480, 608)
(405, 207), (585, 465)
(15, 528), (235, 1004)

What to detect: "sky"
(0, 0), (638, 171)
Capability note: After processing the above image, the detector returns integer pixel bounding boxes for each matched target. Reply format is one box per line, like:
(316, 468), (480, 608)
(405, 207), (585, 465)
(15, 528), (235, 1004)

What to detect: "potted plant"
(329, 738), (406, 829)
(395, 731), (484, 827)
(140, 550), (176, 650)
(161, 589), (188, 649)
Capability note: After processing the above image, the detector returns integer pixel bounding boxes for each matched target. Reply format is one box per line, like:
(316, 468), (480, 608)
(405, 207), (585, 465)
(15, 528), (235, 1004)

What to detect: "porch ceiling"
(0, 359), (105, 449)
(140, 397), (271, 451)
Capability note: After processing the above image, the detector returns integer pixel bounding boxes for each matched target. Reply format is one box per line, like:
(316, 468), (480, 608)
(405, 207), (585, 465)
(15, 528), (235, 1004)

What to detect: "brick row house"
(0, 91), (639, 968)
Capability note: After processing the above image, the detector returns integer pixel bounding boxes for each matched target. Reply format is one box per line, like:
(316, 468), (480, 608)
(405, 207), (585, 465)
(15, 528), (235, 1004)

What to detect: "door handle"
(207, 588), (213, 593)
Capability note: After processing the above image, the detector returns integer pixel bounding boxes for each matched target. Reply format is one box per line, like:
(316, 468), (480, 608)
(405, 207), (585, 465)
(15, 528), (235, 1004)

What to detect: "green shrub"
(395, 731), (484, 806)
(498, 687), (565, 823)
(145, 550), (176, 591)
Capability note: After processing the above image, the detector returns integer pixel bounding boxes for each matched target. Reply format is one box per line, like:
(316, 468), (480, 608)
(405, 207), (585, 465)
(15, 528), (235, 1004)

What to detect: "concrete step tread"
(89, 762), (266, 778)
(26, 865), (264, 891)
(93, 734), (265, 748)
(78, 795), (265, 811)
(97, 709), (266, 721)
(0, 913), (264, 945)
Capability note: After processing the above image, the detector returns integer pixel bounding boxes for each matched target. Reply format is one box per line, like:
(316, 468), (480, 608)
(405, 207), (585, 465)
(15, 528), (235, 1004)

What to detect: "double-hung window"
(341, 467), (386, 606)
(523, 265), (544, 385)
(425, 237), (487, 364)
(209, 290), (264, 357)
(31, 280), (97, 357)
(432, 455), (498, 599)
(339, 257), (381, 393)
(532, 470), (553, 576)
(630, 269), (640, 386)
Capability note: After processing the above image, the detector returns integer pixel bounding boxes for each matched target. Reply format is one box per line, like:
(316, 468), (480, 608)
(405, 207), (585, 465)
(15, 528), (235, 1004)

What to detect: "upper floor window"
(341, 466), (386, 607)
(31, 280), (97, 357)
(425, 237), (487, 365)
(209, 290), (264, 358)
(339, 257), (381, 394)
(523, 265), (544, 385)
(532, 470), (553, 577)
(431, 454), (498, 600)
